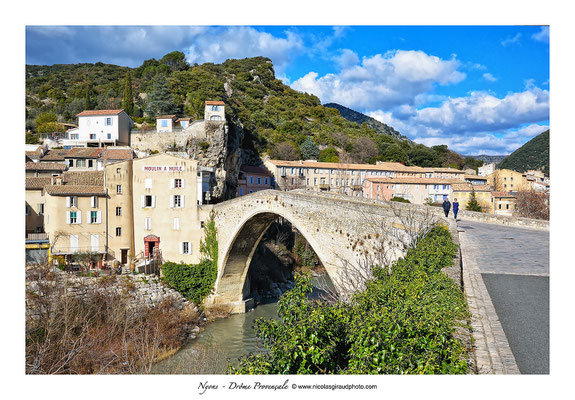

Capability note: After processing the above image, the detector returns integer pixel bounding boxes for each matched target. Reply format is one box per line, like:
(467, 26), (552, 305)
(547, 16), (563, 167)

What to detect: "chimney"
(51, 175), (63, 185)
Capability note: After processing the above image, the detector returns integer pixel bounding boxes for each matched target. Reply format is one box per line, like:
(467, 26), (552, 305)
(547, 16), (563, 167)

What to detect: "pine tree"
(122, 71), (134, 116)
(300, 136), (319, 160)
(145, 75), (177, 118)
(466, 189), (483, 212)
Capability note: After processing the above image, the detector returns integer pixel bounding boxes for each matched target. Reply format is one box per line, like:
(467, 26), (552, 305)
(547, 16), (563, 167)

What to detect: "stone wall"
(456, 209), (549, 231)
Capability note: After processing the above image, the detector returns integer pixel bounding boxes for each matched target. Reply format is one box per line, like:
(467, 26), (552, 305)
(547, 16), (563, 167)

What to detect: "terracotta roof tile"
(269, 160), (426, 173)
(25, 162), (67, 171)
(65, 148), (104, 158)
(464, 174), (487, 180)
(424, 167), (465, 173)
(205, 101), (225, 105)
(77, 109), (124, 116)
(25, 177), (53, 190)
(40, 149), (71, 161)
(63, 171), (104, 186)
(101, 148), (134, 160)
(156, 115), (177, 119)
(492, 191), (516, 198)
(452, 183), (491, 192)
(365, 177), (454, 185)
(240, 165), (272, 175)
(45, 185), (106, 196)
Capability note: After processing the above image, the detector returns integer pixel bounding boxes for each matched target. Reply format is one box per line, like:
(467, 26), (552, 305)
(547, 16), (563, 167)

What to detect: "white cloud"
(501, 33), (522, 46)
(291, 50), (465, 110)
(335, 49), (359, 69)
(185, 27), (303, 72)
(482, 73), (497, 82)
(532, 26), (550, 43)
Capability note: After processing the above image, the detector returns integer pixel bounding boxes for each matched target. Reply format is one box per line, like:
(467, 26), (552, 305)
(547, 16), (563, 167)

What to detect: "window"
(91, 196), (98, 208)
(256, 177), (261, 185)
(145, 178), (153, 189)
(239, 188), (243, 195)
(145, 217), (152, 230)
(77, 159), (86, 168)
(264, 178), (269, 185)
(506, 204), (510, 209)
(38, 204), (44, 215)
(67, 196), (78, 207)
(161, 120), (168, 127)
(173, 195), (182, 207)
(25, 203), (29, 216)
(90, 211), (98, 224)
(314, 178), (317, 185)
(499, 204), (502, 209)
(181, 242), (191, 254)
(71, 134), (79, 140)
(70, 211), (78, 224)
(116, 207), (122, 216)
(210, 115), (222, 121)
(107, 133), (111, 140)
(115, 227), (121, 237)
(249, 177), (254, 184)
(116, 167), (121, 173)
(174, 178), (182, 188)
(68, 159), (74, 167)
(88, 160), (93, 168)
(105, 118), (112, 126)
(211, 105), (219, 111)
(144, 195), (153, 207)
(89, 134), (96, 140)
(116, 185), (122, 194)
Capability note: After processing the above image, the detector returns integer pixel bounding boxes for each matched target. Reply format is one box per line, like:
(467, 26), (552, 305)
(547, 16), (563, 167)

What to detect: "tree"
(319, 146), (339, 163)
(466, 189), (483, 212)
(271, 142), (299, 161)
(383, 143), (408, 163)
(160, 51), (190, 72)
(122, 71), (134, 116)
(300, 136), (320, 160)
(514, 190), (549, 220)
(145, 75), (178, 118)
(84, 82), (95, 110)
(350, 136), (378, 164)
(408, 144), (441, 167)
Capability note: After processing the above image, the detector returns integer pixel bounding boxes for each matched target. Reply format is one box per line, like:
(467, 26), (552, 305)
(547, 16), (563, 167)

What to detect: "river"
(151, 275), (333, 374)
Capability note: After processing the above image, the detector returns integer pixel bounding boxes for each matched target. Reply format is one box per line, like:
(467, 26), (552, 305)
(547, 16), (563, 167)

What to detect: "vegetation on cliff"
(497, 129), (550, 176)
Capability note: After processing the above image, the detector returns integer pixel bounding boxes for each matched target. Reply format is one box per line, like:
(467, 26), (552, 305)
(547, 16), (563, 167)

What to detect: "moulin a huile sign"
(142, 165), (184, 172)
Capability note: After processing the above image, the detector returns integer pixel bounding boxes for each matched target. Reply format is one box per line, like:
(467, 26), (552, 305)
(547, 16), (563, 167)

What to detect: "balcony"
(319, 184), (330, 191)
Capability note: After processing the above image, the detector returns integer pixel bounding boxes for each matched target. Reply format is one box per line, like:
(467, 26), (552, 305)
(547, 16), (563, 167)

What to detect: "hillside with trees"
(26, 53), (480, 170)
(497, 130), (550, 176)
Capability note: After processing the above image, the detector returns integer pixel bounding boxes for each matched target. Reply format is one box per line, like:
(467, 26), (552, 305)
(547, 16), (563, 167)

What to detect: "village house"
(363, 177), (454, 204)
(422, 167), (466, 181)
(25, 177), (51, 234)
(25, 144), (47, 162)
(264, 159), (429, 196)
(236, 165), (274, 196)
(156, 115), (178, 132)
(25, 161), (67, 177)
(451, 183), (493, 213)
(205, 101), (226, 121)
(464, 174), (488, 186)
(478, 162), (496, 177)
(64, 147), (105, 171)
(131, 153), (212, 265)
(492, 191), (517, 216)
(39, 148), (70, 163)
(62, 109), (133, 148)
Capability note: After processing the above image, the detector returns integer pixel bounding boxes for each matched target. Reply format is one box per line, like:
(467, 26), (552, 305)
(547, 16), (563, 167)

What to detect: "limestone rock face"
(185, 120), (244, 202)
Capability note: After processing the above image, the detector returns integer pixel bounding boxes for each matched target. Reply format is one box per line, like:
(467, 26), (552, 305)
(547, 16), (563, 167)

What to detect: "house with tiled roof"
(64, 147), (105, 170)
(452, 183), (493, 213)
(236, 165), (274, 196)
(25, 177), (53, 235)
(363, 177), (455, 204)
(25, 161), (67, 177)
(205, 100), (225, 121)
(156, 115), (178, 132)
(61, 109), (133, 149)
(492, 191), (516, 216)
(39, 148), (70, 162)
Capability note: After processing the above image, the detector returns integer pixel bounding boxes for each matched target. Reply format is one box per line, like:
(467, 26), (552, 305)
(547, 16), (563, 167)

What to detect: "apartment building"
(487, 169), (530, 192)
(132, 153), (211, 264)
(264, 159), (428, 195)
(464, 174), (488, 186)
(478, 162), (496, 177)
(423, 167), (466, 181)
(236, 165), (274, 196)
(25, 177), (51, 234)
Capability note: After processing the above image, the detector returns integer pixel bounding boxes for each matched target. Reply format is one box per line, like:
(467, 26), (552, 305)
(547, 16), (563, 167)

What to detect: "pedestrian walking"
(453, 198), (459, 220)
(442, 197), (451, 218)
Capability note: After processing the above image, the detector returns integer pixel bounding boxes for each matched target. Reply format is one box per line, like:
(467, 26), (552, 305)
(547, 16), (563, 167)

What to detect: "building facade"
(205, 101), (226, 121)
(492, 192), (517, 216)
(363, 177), (454, 204)
(62, 109), (133, 148)
(236, 165), (274, 196)
(487, 169), (530, 192)
(451, 183), (493, 213)
(478, 163), (496, 177)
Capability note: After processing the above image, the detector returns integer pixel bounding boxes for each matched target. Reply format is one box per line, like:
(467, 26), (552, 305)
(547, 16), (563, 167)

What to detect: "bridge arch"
(212, 207), (337, 309)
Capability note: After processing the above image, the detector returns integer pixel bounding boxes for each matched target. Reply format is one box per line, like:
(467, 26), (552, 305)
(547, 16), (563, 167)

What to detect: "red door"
(143, 235), (160, 257)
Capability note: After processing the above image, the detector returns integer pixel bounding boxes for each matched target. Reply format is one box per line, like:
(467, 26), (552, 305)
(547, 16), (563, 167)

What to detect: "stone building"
(492, 191), (517, 216)
(487, 169), (530, 192)
(452, 183), (493, 213)
(363, 177), (455, 204)
(205, 100), (225, 121)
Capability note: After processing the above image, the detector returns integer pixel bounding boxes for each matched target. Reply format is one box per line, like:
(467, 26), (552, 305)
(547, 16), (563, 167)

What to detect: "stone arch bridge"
(204, 190), (451, 313)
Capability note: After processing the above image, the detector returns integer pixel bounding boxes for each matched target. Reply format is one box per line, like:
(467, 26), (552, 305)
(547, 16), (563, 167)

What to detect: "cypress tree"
(466, 189), (483, 212)
(122, 71), (134, 116)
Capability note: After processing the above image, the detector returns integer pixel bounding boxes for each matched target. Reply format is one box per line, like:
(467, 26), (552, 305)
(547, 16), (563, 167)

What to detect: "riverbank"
(25, 265), (203, 374)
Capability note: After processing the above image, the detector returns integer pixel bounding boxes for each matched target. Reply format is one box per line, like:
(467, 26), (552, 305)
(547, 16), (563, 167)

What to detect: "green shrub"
(391, 196), (411, 203)
(230, 225), (469, 375)
(161, 260), (217, 305)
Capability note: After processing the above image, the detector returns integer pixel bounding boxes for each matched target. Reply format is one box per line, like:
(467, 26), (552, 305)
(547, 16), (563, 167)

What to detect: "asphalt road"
(458, 220), (549, 374)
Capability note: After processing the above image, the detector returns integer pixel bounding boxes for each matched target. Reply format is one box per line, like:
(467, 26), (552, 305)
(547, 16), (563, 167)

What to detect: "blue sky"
(26, 25), (549, 155)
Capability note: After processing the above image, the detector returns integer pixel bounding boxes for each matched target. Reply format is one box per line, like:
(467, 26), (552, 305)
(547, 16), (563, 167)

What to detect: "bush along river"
(151, 274), (333, 374)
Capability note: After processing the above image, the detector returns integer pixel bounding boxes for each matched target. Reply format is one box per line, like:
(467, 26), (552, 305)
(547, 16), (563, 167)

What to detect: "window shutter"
(170, 179), (174, 189)
(87, 211), (91, 224)
(66, 197), (71, 208)
(151, 196), (156, 208)
(174, 218), (179, 230)
(141, 195), (145, 208)
(77, 211), (82, 224)
(189, 242), (192, 254)
(180, 242), (184, 254)
(97, 211), (102, 224)
(181, 195), (185, 208)
(66, 211), (71, 224)
(181, 179), (185, 189)
(170, 195), (174, 208)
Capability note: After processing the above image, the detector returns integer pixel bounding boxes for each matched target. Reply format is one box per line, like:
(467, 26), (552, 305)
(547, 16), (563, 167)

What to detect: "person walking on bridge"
(453, 198), (460, 220)
(442, 197), (451, 218)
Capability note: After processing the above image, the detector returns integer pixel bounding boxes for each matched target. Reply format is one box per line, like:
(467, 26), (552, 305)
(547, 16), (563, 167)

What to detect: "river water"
(151, 275), (333, 374)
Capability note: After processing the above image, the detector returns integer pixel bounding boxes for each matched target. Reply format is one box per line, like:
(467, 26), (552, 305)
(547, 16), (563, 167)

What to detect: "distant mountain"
(465, 154), (508, 165)
(497, 129), (550, 176)
(323, 103), (410, 142)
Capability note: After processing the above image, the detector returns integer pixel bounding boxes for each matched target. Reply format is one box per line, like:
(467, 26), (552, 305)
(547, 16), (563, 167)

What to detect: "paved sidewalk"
(458, 220), (549, 374)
